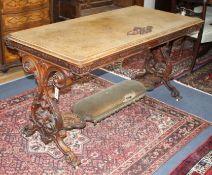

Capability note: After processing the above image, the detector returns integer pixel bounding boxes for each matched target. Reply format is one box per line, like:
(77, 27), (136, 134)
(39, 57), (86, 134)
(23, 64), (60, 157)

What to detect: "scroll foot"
(163, 80), (182, 101)
(65, 152), (81, 168)
(54, 130), (81, 167)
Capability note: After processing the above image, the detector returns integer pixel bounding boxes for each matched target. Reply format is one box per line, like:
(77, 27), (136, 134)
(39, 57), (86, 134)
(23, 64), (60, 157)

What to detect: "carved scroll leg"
(162, 79), (182, 101)
(54, 130), (81, 167)
(20, 52), (83, 166)
(160, 46), (182, 101)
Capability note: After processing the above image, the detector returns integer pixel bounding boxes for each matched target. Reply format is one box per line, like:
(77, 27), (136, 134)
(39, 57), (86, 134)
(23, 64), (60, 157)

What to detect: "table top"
(6, 6), (203, 70)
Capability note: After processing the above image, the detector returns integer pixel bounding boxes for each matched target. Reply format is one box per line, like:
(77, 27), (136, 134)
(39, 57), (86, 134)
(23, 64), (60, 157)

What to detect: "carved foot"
(65, 151), (81, 168)
(55, 130), (81, 167)
(21, 121), (37, 137)
(163, 80), (182, 101)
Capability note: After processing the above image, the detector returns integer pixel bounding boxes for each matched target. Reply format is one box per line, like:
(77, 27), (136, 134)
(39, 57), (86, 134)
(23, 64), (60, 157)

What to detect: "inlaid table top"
(6, 6), (203, 70)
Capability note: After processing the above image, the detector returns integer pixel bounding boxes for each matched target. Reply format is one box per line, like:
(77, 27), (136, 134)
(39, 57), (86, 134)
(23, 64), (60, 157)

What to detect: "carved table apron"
(5, 6), (203, 167)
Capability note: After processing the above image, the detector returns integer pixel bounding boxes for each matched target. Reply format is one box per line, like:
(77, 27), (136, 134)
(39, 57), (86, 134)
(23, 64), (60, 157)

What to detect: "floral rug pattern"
(178, 62), (212, 94)
(104, 41), (212, 80)
(0, 76), (210, 175)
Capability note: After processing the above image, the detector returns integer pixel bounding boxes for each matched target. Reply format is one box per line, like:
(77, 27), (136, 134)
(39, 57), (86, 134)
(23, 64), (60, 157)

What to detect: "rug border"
(145, 95), (212, 124)
(170, 136), (212, 175)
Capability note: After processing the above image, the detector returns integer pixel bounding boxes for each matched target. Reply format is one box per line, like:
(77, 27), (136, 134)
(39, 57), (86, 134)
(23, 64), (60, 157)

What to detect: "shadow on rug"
(170, 136), (212, 175)
(0, 76), (210, 175)
(177, 62), (212, 95)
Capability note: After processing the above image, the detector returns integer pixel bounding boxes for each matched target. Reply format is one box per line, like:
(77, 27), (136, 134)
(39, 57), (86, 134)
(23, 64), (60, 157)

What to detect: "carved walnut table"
(5, 6), (203, 166)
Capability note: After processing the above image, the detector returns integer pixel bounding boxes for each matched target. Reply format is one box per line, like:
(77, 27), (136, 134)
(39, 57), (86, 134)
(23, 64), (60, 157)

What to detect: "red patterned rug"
(178, 62), (212, 95)
(0, 76), (210, 175)
(104, 42), (212, 80)
(170, 136), (212, 175)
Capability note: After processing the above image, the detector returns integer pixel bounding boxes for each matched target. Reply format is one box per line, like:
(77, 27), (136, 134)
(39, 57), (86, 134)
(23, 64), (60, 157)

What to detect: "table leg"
(160, 45), (182, 100)
(135, 44), (182, 100)
(134, 50), (162, 90)
(20, 52), (85, 167)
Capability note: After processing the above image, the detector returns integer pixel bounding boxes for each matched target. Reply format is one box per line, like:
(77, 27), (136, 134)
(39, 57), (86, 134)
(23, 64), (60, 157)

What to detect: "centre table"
(5, 6), (203, 166)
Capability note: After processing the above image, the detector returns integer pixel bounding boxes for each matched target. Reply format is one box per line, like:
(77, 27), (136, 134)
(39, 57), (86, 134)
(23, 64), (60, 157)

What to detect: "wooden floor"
(0, 66), (27, 84)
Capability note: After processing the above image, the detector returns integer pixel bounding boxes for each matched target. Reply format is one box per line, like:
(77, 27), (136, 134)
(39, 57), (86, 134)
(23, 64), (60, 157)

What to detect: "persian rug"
(170, 136), (212, 175)
(177, 62), (212, 95)
(0, 76), (210, 175)
(104, 41), (212, 80)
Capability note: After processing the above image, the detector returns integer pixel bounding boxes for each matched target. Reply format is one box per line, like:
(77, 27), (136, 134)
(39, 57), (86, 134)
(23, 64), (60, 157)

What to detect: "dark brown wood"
(190, 0), (207, 71)
(20, 51), (85, 167)
(134, 43), (182, 100)
(51, 0), (144, 22)
(134, 0), (144, 6)
(51, 0), (80, 22)
(155, 0), (172, 12)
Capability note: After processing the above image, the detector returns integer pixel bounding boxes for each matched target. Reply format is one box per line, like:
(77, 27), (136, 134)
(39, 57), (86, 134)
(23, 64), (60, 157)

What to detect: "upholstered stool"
(72, 80), (146, 124)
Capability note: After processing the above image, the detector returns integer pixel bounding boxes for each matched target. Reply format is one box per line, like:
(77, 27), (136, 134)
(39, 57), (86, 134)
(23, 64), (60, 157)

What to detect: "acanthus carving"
(134, 43), (182, 100)
(20, 51), (84, 167)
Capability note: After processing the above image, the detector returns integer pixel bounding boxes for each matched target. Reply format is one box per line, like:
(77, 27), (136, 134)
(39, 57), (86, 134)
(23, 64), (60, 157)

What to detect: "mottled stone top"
(7, 6), (202, 67)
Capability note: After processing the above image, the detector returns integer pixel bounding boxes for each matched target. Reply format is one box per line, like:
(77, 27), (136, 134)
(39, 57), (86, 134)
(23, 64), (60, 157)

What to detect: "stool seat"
(72, 80), (146, 124)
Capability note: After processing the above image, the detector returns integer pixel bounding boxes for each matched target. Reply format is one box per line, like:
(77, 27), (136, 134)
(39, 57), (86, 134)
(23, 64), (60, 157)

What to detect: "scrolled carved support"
(134, 44), (182, 100)
(159, 45), (182, 100)
(47, 68), (73, 89)
(19, 51), (84, 166)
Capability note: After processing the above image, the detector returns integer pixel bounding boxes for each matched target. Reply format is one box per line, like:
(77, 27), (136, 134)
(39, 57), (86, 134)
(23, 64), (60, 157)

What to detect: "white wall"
(144, 0), (155, 9)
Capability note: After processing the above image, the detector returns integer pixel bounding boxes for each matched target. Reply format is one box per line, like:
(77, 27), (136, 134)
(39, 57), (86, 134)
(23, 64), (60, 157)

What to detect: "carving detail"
(20, 52), (84, 166)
